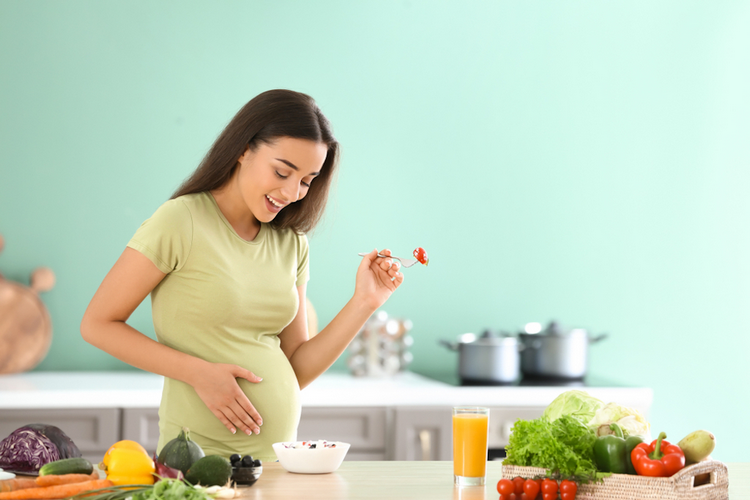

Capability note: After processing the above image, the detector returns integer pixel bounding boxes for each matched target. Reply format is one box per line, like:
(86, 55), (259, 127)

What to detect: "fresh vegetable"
(153, 454), (183, 480)
(0, 424), (82, 473)
(413, 247), (429, 265)
(541, 478), (558, 500)
(103, 448), (155, 486)
(588, 402), (651, 440)
(102, 441), (148, 469)
(35, 472), (98, 487)
(593, 423), (642, 474)
(156, 428), (204, 475)
(0, 478), (113, 499)
(523, 478), (540, 500)
(560, 479), (577, 500)
(503, 415), (599, 480)
(65, 478), (215, 500)
(39, 457), (93, 476)
(678, 430), (716, 464)
(512, 476), (525, 494)
(497, 478), (514, 495)
(542, 390), (604, 424)
(0, 478), (37, 493)
(184, 455), (232, 487)
(631, 432), (685, 477)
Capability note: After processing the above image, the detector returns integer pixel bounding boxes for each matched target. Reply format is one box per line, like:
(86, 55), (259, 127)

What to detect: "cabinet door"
(393, 407), (452, 461)
(121, 408), (160, 455)
(0, 408), (120, 464)
(488, 407), (545, 450)
(297, 407), (386, 460)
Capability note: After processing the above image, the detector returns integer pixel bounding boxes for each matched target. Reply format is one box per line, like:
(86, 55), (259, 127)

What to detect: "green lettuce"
(503, 414), (599, 479)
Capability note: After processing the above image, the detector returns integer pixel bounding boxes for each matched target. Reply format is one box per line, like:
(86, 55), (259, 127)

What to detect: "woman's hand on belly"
(190, 362), (264, 436)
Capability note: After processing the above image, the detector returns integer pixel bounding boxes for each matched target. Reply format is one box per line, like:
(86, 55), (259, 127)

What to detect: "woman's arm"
(279, 249), (404, 389)
(81, 247), (264, 436)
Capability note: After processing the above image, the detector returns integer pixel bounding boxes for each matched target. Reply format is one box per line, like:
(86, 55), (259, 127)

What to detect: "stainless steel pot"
(439, 331), (521, 385)
(518, 321), (607, 380)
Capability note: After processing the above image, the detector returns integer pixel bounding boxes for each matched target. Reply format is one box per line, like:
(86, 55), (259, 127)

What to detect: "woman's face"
(236, 137), (328, 223)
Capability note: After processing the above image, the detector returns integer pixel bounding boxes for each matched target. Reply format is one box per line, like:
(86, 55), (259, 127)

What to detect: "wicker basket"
(502, 460), (728, 500)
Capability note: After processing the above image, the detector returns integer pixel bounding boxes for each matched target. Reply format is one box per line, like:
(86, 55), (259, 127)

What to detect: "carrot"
(35, 473), (99, 487)
(0, 479), (37, 493)
(0, 479), (113, 499)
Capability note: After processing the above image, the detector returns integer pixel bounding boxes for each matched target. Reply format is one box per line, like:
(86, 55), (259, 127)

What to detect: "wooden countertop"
(235, 461), (749, 500)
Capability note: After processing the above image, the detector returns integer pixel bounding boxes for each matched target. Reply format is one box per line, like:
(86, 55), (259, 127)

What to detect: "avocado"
(185, 455), (233, 486)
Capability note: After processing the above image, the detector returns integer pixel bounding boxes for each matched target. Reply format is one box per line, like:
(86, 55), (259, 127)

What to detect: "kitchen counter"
(0, 370), (652, 410)
(234, 461), (746, 499)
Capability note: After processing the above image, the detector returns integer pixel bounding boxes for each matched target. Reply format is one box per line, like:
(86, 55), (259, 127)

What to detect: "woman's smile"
(265, 194), (286, 213)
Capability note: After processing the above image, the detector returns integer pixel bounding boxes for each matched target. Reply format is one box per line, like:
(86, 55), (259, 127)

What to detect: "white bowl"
(272, 441), (350, 474)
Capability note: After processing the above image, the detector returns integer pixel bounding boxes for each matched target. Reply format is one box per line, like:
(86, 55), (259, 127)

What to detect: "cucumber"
(39, 457), (94, 476)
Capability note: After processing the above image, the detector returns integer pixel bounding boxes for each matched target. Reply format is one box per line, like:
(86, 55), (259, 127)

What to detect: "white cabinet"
(393, 407), (453, 461)
(121, 408), (160, 456)
(297, 407), (387, 460)
(0, 408), (120, 465)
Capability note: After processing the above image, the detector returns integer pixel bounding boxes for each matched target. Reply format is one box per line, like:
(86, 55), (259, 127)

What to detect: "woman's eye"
(275, 171), (288, 180)
(301, 180), (311, 188)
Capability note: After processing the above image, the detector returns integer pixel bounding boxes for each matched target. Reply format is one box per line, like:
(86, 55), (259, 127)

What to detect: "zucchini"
(39, 457), (94, 476)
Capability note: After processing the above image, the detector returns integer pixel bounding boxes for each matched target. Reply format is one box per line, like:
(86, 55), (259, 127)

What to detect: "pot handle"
(438, 339), (459, 351)
(589, 333), (608, 344)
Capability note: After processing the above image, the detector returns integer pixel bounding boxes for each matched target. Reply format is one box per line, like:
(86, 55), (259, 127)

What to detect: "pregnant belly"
(158, 351), (301, 462)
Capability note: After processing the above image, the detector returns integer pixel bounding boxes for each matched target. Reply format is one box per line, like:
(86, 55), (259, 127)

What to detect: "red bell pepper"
(630, 432), (685, 477)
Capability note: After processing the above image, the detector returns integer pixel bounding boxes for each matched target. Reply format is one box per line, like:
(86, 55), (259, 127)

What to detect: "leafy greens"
(503, 414), (599, 480)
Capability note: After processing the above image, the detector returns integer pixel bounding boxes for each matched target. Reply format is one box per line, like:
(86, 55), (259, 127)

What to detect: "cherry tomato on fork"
(413, 247), (429, 265)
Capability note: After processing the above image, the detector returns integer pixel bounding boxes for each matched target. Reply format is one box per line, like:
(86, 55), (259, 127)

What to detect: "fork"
(357, 252), (420, 268)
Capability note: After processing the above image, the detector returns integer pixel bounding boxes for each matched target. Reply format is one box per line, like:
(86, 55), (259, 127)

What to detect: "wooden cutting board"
(0, 279), (52, 374)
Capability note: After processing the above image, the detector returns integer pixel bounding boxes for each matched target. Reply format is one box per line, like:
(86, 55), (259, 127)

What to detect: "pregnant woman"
(81, 89), (404, 461)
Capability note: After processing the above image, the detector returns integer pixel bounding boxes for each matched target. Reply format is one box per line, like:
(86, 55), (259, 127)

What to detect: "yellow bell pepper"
(105, 448), (155, 486)
(101, 440), (149, 469)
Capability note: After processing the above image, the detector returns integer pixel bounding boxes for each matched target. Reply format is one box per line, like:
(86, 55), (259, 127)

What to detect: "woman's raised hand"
(355, 249), (405, 311)
(191, 362), (263, 435)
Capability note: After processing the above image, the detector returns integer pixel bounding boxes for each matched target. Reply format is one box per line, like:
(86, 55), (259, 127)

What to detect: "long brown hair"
(171, 89), (339, 234)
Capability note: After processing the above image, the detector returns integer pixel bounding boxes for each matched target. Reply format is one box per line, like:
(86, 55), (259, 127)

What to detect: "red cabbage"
(0, 424), (81, 473)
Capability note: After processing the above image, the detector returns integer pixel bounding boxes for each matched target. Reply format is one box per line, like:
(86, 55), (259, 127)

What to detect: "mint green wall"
(1, 1), (748, 460)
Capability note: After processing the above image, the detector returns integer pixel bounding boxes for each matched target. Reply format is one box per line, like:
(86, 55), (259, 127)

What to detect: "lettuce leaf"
(503, 414), (599, 479)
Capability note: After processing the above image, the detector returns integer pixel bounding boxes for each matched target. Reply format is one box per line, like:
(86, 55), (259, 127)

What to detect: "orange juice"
(452, 412), (489, 478)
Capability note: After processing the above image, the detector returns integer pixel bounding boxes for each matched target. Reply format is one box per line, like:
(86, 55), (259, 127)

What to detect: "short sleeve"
(127, 199), (193, 274)
(296, 233), (310, 285)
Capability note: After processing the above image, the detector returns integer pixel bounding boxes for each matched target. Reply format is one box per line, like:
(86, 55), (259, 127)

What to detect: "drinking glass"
(452, 406), (489, 486)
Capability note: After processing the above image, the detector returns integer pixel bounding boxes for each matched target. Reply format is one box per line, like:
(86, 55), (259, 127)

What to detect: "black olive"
(309, 443), (316, 449)
(241, 455), (255, 467)
(230, 453), (241, 465)
(253, 459), (262, 467)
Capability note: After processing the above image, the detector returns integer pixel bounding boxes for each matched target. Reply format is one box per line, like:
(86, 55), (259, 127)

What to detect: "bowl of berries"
(272, 440), (350, 474)
(229, 454), (262, 486)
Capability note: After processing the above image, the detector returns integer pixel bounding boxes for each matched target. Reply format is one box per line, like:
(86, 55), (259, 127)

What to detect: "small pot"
(518, 321), (607, 380)
(439, 330), (521, 385)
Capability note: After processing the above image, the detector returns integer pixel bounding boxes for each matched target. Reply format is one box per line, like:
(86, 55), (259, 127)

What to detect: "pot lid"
(520, 321), (589, 337)
(457, 331), (518, 346)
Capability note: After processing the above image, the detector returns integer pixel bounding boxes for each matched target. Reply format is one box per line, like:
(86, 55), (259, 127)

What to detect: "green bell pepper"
(593, 423), (643, 475)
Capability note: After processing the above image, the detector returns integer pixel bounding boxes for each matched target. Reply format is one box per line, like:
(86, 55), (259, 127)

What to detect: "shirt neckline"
(205, 191), (266, 245)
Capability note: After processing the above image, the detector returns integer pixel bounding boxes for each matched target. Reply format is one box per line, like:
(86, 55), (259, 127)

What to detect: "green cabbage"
(542, 390), (604, 423)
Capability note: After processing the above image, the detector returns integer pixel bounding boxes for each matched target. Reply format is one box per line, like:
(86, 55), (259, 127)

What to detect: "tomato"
(412, 247), (429, 265)
(497, 478), (515, 496)
(541, 494), (557, 500)
(523, 478), (541, 500)
(560, 479), (578, 500)
(499, 494), (517, 500)
(512, 476), (525, 495)
(541, 478), (558, 495)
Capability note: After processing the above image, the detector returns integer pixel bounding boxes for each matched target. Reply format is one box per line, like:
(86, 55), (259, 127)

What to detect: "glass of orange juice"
(452, 406), (489, 486)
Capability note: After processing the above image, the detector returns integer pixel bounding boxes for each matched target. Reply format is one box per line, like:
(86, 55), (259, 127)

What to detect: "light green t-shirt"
(127, 191), (309, 462)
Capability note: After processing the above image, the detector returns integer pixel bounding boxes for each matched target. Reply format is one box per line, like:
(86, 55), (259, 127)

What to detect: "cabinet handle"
(418, 429), (431, 461)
